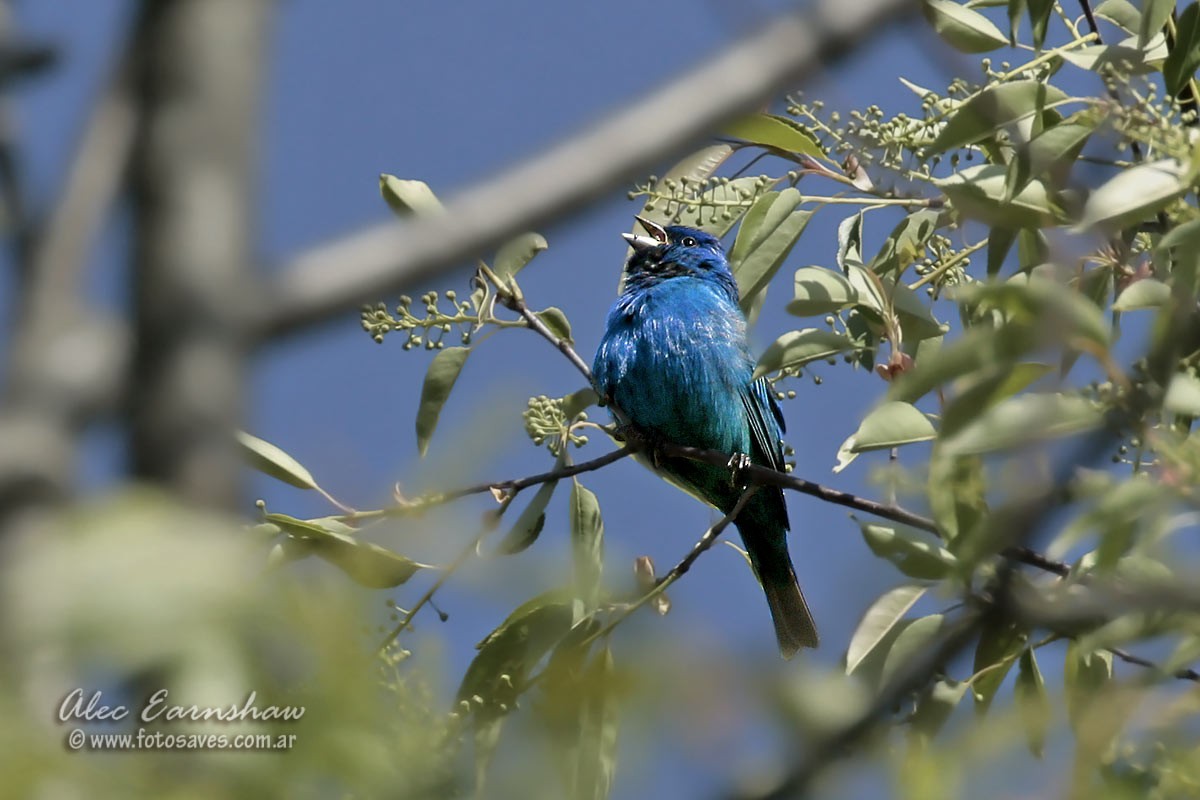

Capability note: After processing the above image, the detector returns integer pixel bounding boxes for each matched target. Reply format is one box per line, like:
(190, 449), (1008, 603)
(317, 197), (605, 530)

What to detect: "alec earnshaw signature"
(58, 688), (305, 724)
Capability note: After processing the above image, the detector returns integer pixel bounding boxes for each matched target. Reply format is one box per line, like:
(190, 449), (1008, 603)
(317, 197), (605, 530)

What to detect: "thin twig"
(1108, 646), (1200, 683)
(342, 445), (635, 522)
(377, 523), (496, 653)
(580, 486), (760, 650)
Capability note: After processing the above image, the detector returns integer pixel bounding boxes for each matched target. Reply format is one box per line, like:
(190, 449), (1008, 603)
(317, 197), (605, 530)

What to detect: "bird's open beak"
(622, 215), (668, 252)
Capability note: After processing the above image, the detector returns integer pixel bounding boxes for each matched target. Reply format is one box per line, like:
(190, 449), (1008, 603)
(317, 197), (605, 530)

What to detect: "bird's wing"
(742, 376), (787, 473)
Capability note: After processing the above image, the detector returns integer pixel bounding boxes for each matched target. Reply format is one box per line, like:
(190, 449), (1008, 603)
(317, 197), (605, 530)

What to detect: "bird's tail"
(760, 560), (819, 658)
(736, 510), (819, 658)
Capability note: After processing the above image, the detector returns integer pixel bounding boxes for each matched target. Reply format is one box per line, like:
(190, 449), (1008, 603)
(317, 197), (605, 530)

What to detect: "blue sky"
(10, 2), (1088, 796)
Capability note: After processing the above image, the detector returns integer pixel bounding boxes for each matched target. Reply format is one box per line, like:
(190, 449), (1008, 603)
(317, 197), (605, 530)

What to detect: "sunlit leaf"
(929, 80), (1068, 153)
(416, 346), (470, 457)
(1165, 2), (1200, 97)
(838, 401), (937, 464)
(923, 0), (1010, 52)
(754, 329), (859, 380)
(941, 392), (1103, 456)
(536, 307), (574, 343)
(1164, 372), (1200, 415)
(857, 520), (958, 579)
(493, 232), (548, 280)
(1140, 0), (1176, 49)
(236, 431), (319, 491)
(379, 175), (444, 217)
(788, 266), (859, 316)
(1095, 0), (1140, 32)
(495, 479), (558, 555)
(1076, 159), (1188, 232)
(730, 190), (814, 315)
(937, 164), (1059, 228)
(846, 584), (927, 674)
(571, 480), (605, 613)
(722, 113), (824, 159)
(1113, 278), (1171, 310)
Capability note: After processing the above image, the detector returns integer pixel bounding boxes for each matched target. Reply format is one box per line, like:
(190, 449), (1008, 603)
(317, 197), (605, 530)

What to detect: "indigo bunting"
(592, 216), (819, 656)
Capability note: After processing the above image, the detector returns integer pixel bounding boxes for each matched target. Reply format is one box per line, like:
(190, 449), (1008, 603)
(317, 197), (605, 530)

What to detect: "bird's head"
(621, 217), (738, 299)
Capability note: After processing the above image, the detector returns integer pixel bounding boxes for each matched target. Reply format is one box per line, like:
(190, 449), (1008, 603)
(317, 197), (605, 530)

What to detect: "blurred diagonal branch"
(258, 0), (920, 341)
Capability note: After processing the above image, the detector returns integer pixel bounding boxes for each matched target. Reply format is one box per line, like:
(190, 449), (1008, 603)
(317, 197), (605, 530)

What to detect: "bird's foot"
(727, 452), (753, 489)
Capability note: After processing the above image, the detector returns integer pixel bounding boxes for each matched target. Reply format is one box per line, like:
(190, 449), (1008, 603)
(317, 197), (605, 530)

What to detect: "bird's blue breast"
(593, 278), (754, 456)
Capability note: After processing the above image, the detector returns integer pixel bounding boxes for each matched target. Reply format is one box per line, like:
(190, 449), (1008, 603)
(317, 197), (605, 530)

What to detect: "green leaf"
(312, 538), (429, 588)
(458, 591), (576, 716)
(937, 164), (1058, 228)
(911, 678), (969, 740)
(836, 212), (865, 271)
(787, 266), (859, 316)
(987, 226), (1017, 277)
(1164, 372), (1200, 415)
(971, 620), (1027, 714)
(929, 80), (1068, 153)
(1095, 0), (1141, 32)
(928, 449), (988, 542)
(923, 0), (1010, 52)
(1113, 277), (1171, 310)
(846, 584), (927, 675)
(941, 392), (1103, 456)
(571, 647), (619, 800)
(493, 232), (548, 280)
(236, 431), (319, 491)
(940, 361), (1053, 438)
(731, 191), (814, 315)
(1008, 121), (1096, 200)
(1027, 0), (1055, 49)
(1140, 0), (1176, 49)
(956, 275), (1111, 346)
(1014, 648), (1049, 757)
(1077, 158), (1188, 232)
(266, 513), (430, 588)
(881, 614), (945, 686)
(536, 307), (574, 343)
(721, 113), (824, 159)
(570, 480), (605, 613)
(415, 346), (470, 458)
(379, 175), (444, 217)
(871, 208), (946, 277)
(1061, 33), (1169, 73)
(1165, 1), (1200, 97)
(1064, 642), (1113, 734)
(836, 402), (936, 475)
(753, 329), (858, 380)
(857, 519), (958, 580)
(889, 325), (1032, 403)
(495, 479), (558, 555)
(562, 387), (600, 420)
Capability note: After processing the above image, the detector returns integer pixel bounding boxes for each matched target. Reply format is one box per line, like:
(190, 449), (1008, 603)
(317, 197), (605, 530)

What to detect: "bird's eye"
(681, 236), (697, 247)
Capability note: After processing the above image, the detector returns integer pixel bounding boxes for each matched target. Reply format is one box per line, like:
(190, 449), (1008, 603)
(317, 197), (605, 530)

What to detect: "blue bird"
(592, 216), (818, 657)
